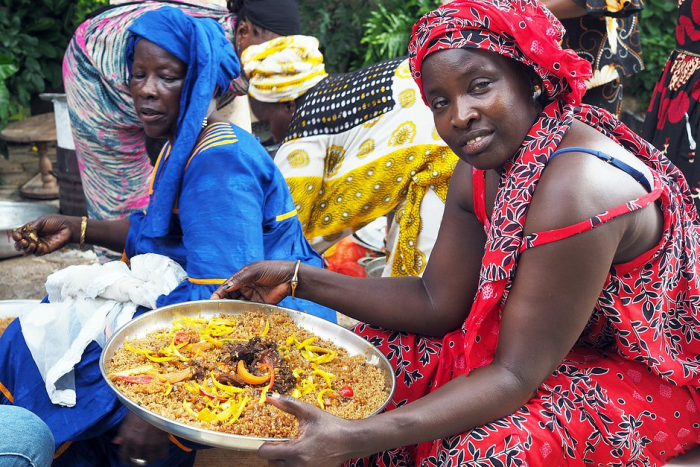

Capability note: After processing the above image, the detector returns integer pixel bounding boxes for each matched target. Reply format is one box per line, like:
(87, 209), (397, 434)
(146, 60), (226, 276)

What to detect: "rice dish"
(107, 310), (390, 438)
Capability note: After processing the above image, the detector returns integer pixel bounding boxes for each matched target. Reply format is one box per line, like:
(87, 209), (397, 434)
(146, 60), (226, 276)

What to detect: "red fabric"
(344, 1), (700, 463)
(516, 174), (663, 252)
(471, 167), (490, 230)
(347, 102), (700, 465)
(322, 237), (374, 278)
(454, 100), (700, 389)
(407, 0), (592, 106)
(349, 326), (700, 466)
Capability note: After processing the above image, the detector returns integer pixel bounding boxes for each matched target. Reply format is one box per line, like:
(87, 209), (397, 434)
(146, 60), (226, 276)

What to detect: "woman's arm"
(215, 160), (486, 336)
(12, 215), (130, 256)
(84, 217), (131, 252)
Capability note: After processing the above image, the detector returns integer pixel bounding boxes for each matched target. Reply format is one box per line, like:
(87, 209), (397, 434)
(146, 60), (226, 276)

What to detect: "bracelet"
(79, 216), (88, 251)
(290, 260), (301, 299)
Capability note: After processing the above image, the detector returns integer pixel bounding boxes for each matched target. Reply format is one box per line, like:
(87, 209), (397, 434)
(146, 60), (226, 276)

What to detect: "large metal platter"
(100, 300), (396, 451)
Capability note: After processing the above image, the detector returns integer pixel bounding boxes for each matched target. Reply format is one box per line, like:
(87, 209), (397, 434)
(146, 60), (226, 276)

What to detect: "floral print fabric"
(275, 58), (458, 277)
(408, 0), (592, 106)
(562, 0), (644, 114)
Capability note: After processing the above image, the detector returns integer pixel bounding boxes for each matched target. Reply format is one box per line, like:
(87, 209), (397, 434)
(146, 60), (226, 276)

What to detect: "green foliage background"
(0, 0), (107, 155)
(0, 0), (681, 155)
(626, 0), (677, 110)
(299, 0), (439, 73)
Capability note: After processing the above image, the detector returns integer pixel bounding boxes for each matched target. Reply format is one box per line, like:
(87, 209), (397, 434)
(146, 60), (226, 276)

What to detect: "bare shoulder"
(525, 120), (656, 236)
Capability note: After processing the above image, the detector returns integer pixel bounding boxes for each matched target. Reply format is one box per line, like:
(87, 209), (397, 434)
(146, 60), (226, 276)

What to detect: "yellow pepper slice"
(296, 336), (316, 349)
(300, 348), (337, 364)
(225, 396), (250, 425)
(123, 341), (153, 356)
(201, 334), (224, 348)
(109, 364), (153, 378)
(181, 316), (208, 326)
(258, 363), (275, 405)
(311, 366), (336, 388)
(204, 322), (236, 337)
(300, 376), (316, 395)
(317, 388), (336, 409)
(215, 401), (234, 422)
(183, 402), (198, 418)
(210, 372), (245, 394)
(169, 342), (190, 361)
(209, 318), (235, 327)
(197, 407), (217, 423)
(145, 354), (176, 363)
(258, 320), (270, 337)
(285, 334), (316, 350)
(306, 345), (333, 354)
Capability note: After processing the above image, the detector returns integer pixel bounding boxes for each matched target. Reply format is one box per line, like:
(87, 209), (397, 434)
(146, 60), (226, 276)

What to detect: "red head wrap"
(408, 0), (592, 106)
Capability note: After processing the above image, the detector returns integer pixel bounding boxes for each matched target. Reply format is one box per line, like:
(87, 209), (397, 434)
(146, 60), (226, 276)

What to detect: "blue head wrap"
(125, 7), (241, 237)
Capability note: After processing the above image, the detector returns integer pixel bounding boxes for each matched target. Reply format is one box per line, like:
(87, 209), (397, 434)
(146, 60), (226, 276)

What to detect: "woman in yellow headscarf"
(241, 35), (458, 277)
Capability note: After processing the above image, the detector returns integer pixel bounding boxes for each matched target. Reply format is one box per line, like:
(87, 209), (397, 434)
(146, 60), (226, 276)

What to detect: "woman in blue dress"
(3, 7), (333, 466)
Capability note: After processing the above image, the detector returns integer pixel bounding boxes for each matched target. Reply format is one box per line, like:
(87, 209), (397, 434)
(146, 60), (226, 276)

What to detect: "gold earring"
(532, 85), (542, 100)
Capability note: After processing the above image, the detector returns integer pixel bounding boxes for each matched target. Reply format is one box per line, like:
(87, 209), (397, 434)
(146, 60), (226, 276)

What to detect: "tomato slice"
(339, 385), (354, 397)
(173, 331), (191, 345)
(113, 375), (155, 384)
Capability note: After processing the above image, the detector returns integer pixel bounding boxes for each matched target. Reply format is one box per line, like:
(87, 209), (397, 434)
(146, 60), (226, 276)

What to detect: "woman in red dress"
(212, 0), (700, 464)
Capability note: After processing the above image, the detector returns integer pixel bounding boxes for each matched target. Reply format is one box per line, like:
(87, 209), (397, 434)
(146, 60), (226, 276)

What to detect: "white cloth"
(19, 253), (187, 407)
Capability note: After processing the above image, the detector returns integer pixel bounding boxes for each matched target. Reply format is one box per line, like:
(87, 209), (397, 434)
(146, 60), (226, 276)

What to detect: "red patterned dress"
(348, 103), (700, 467)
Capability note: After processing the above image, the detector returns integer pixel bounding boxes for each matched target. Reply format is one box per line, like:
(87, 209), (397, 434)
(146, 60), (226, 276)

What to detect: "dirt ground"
(0, 248), (98, 300)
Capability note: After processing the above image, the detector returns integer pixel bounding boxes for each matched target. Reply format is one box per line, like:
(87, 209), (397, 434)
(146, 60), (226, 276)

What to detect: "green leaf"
(0, 62), (18, 82)
(35, 41), (58, 59)
(24, 17), (55, 32)
(0, 84), (11, 121)
(29, 73), (45, 93)
(54, 0), (68, 12)
(26, 57), (42, 73)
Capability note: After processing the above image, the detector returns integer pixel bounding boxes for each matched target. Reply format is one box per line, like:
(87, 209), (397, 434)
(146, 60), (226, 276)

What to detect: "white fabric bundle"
(19, 253), (186, 407)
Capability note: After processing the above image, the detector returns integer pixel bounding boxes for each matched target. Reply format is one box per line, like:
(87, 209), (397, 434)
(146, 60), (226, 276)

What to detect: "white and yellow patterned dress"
(274, 58), (458, 277)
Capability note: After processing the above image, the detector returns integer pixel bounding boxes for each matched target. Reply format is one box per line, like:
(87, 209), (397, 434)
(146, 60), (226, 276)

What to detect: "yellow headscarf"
(241, 35), (328, 102)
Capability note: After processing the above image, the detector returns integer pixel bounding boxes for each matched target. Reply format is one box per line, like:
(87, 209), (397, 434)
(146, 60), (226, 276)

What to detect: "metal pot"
(361, 256), (387, 278)
(0, 200), (58, 259)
